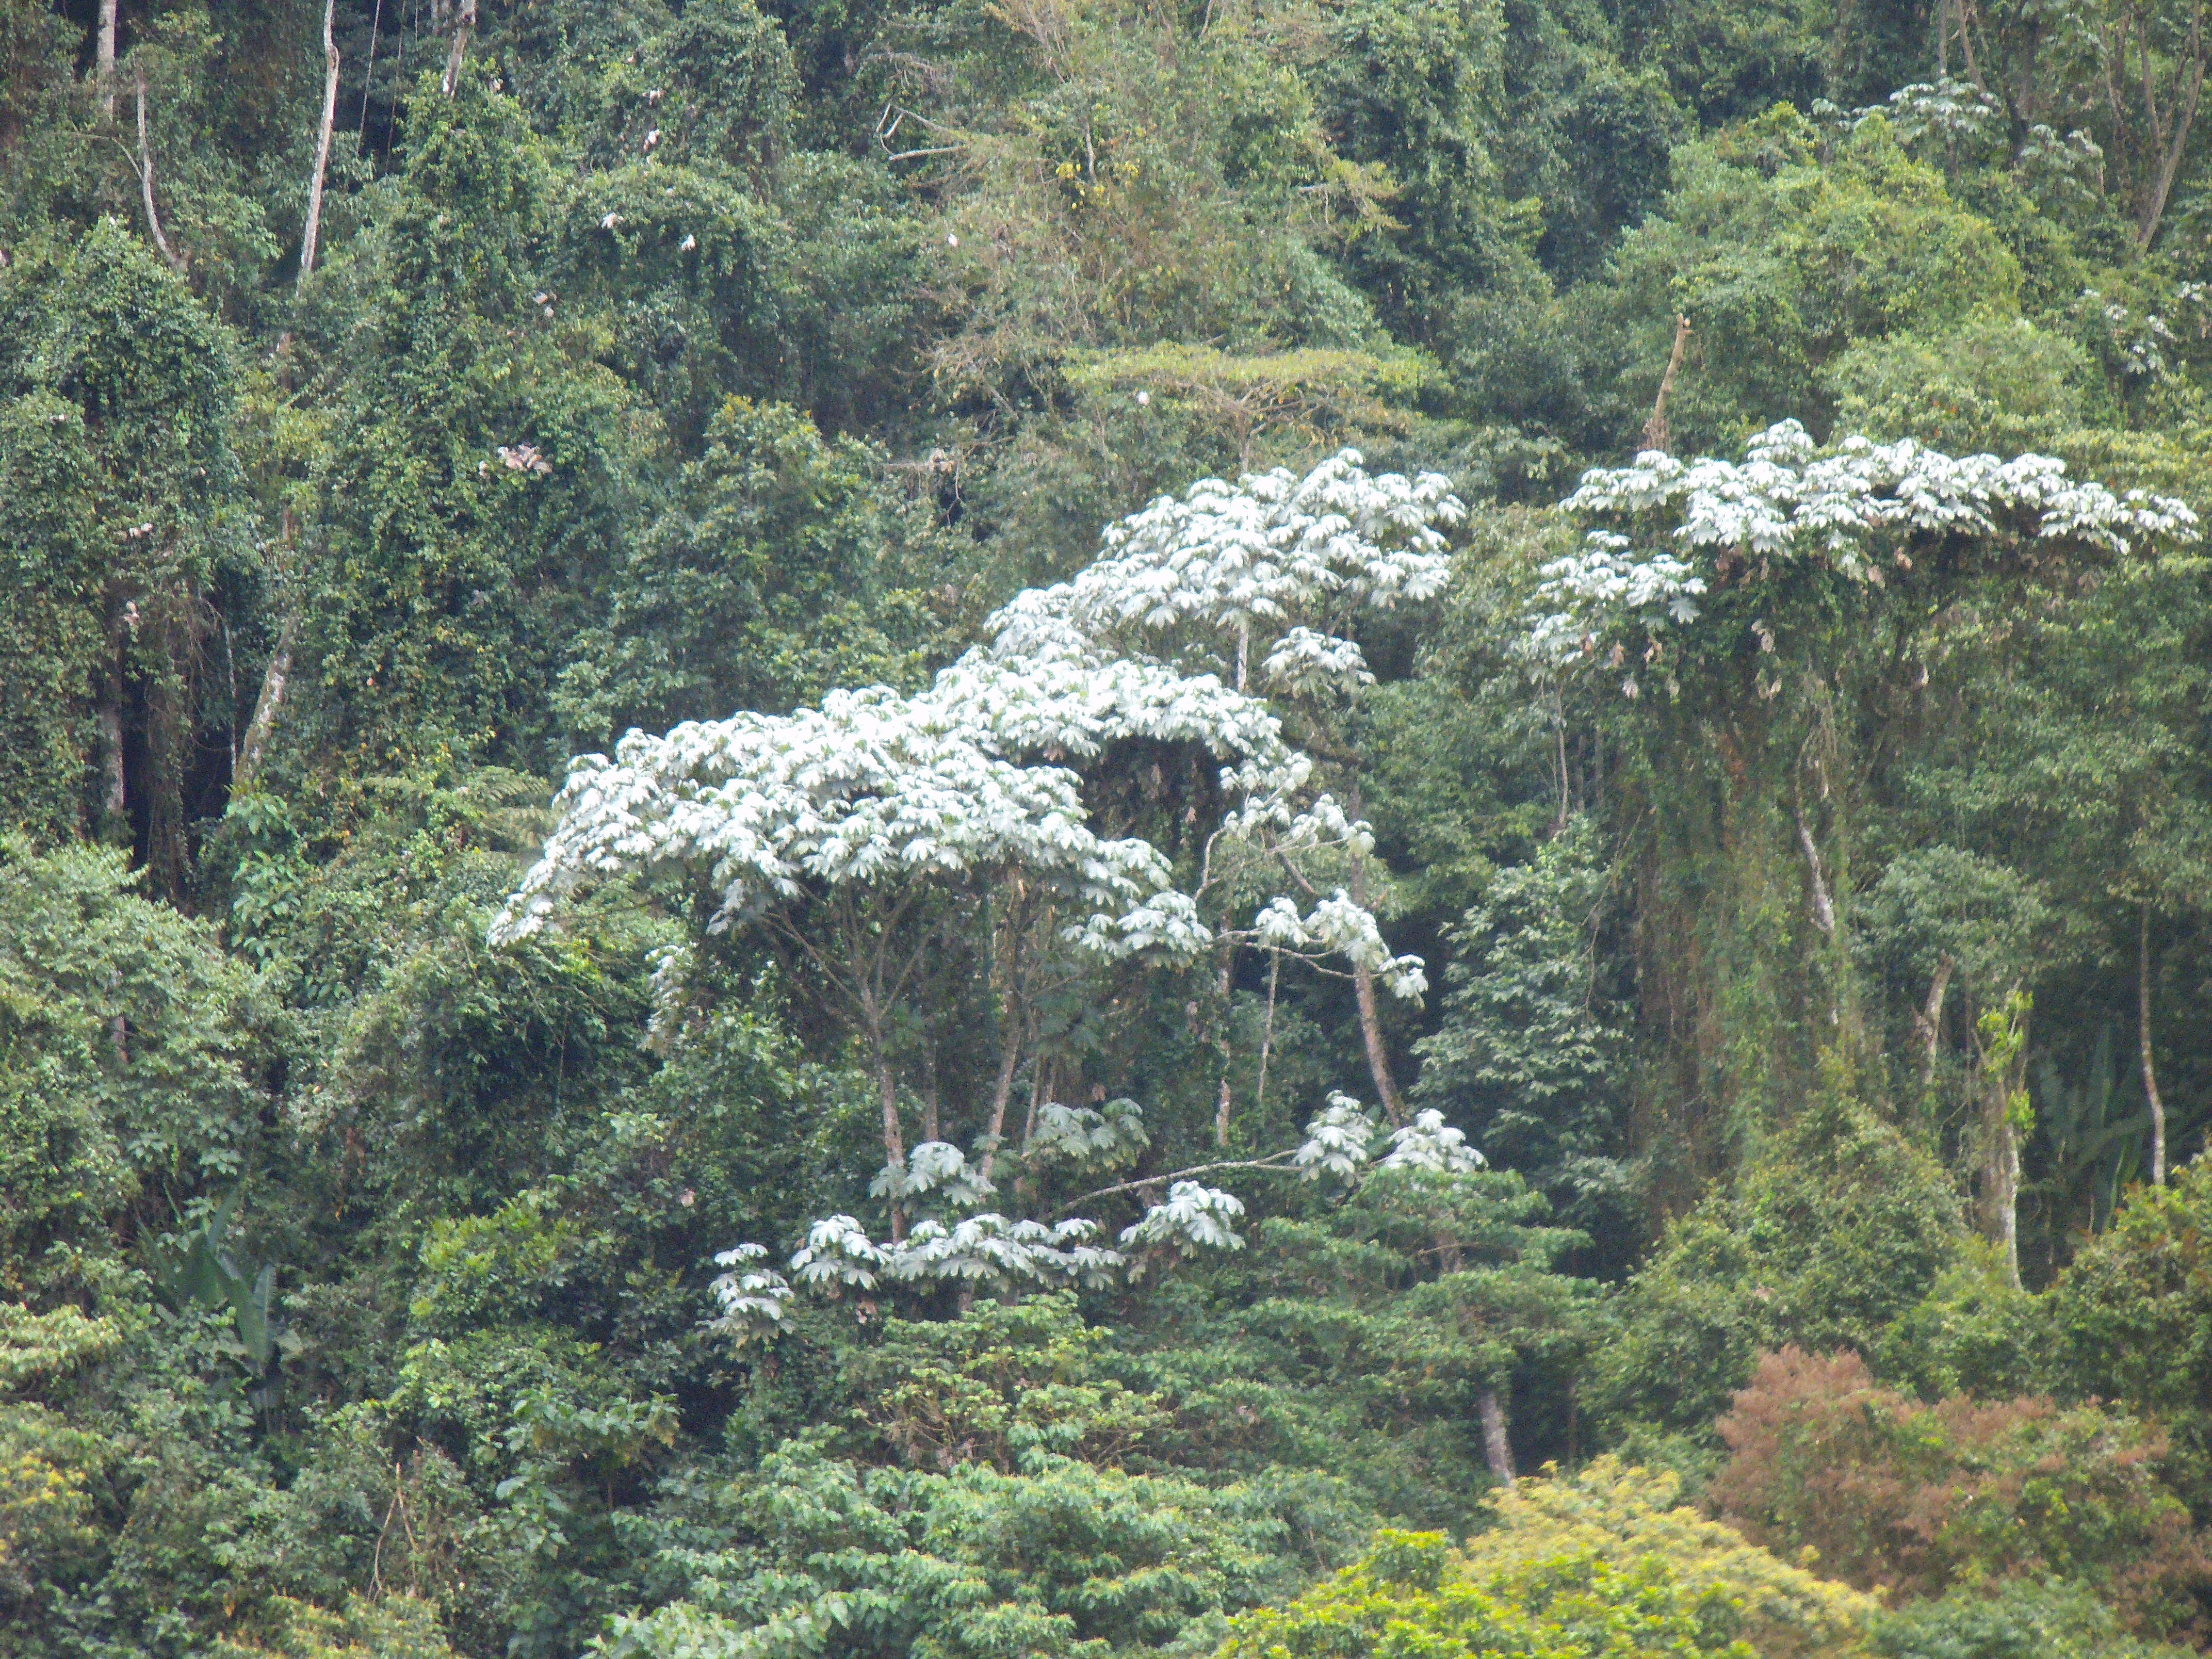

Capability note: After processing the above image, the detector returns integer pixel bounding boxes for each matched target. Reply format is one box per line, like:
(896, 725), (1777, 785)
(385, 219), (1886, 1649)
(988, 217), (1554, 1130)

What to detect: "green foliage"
(0, 839), (274, 1288)
(9, 0), (2212, 1654)
(2047, 1161), (2212, 1518)
(1217, 1489), (1869, 1659)
(1413, 816), (1634, 1245)
(1596, 1100), (1966, 1436)
(1869, 1581), (2198, 1659)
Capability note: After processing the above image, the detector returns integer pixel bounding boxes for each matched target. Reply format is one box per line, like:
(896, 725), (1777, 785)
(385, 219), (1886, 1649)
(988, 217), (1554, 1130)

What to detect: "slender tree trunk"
(2141, 906), (2167, 1186)
(877, 1055), (907, 1242)
(1478, 1389), (1516, 1484)
(1641, 314), (1690, 454)
(97, 0), (119, 119)
(1993, 1112), (2020, 1287)
(233, 609), (296, 795)
(2134, 17), (2205, 251)
(978, 1036), (1022, 1183)
(1915, 954), (1954, 1089)
(135, 71), (183, 271)
(440, 0), (477, 97)
(1793, 795), (1835, 936)
(1346, 786), (1407, 1124)
(299, 0), (341, 286)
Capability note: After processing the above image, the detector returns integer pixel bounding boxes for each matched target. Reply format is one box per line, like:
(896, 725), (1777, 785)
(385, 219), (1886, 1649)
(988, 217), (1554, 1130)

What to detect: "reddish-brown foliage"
(1706, 1347), (2211, 1638)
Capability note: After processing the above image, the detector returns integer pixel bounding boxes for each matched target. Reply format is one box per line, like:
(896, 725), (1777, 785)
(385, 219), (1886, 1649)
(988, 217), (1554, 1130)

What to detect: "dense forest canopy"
(9, 0), (2212, 1655)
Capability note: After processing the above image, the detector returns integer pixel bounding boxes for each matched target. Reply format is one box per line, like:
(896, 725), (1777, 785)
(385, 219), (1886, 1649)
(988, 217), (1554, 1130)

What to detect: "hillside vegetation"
(6, 2), (2212, 1656)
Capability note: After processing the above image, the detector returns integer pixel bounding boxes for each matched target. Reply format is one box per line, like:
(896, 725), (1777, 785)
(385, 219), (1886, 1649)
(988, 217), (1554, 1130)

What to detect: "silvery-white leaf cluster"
(1528, 420), (2198, 675)
(1024, 1098), (1150, 1168)
(1250, 891), (1428, 999)
(1119, 1180), (1247, 1256)
(984, 449), (1463, 687)
(784, 1211), (1124, 1294)
(1375, 1108), (1488, 1176)
(870, 1141), (997, 1209)
(492, 655), (1288, 947)
(706, 1243), (793, 1346)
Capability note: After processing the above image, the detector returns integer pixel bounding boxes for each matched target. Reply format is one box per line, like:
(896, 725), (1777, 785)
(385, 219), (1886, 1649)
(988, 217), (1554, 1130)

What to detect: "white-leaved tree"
(1528, 419), (2195, 691)
(496, 449), (1476, 1307)
(1525, 420), (2199, 1282)
(987, 449), (1464, 1130)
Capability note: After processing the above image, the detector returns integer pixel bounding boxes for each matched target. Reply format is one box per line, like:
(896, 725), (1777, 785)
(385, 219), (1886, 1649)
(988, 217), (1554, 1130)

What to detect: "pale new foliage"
(892, 1214), (1125, 1290)
(1376, 1109), (1488, 1176)
(1530, 420), (2198, 672)
(1252, 890), (1429, 998)
(1292, 1093), (1379, 1182)
(871, 1141), (997, 1209)
(493, 657), (1288, 947)
(985, 449), (1462, 680)
(1120, 1181), (1247, 1255)
(788, 1215), (891, 1290)
(706, 1244), (793, 1347)
(784, 1212), (1126, 1293)
(1024, 1098), (1151, 1168)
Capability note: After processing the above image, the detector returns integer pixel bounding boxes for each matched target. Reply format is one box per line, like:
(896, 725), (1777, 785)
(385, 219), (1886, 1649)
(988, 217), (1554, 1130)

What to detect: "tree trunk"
(1641, 314), (1691, 455)
(440, 0), (477, 98)
(1914, 954), (1954, 1090)
(1346, 788), (1407, 1124)
(1990, 1107), (2021, 1289)
(978, 1035), (1022, 1183)
(135, 71), (183, 271)
(1478, 1389), (1516, 1484)
(2135, 21), (2205, 251)
(2141, 906), (2167, 1186)
(97, 0), (119, 119)
(233, 608), (296, 795)
(299, 0), (341, 286)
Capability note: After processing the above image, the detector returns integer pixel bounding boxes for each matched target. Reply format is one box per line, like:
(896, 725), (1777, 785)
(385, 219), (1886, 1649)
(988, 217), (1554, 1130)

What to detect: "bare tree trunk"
(978, 1036), (1022, 1182)
(1641, 314), (1690, 454)
(97, 0), (119, 119)
(233, 608), (296, 794)
(1478, 1389), (1516, 1484)
(877, 1056), (907, 1242)
(135, 71), (183, 271)
(2135, 10), (2205, 251)
(299, 0), (341, 286)
(1346, 798), (1407, 1124)
(1974, 999), (2029, 1291)
(1914, 954), (1954, 1089)
(2141, 906), (2167, 1186)
(440, 0), (477, 98)
(1793, 794), (1835, 936)
(99, 692), (127, 827)
(1991, 1109), (2021, 1288)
